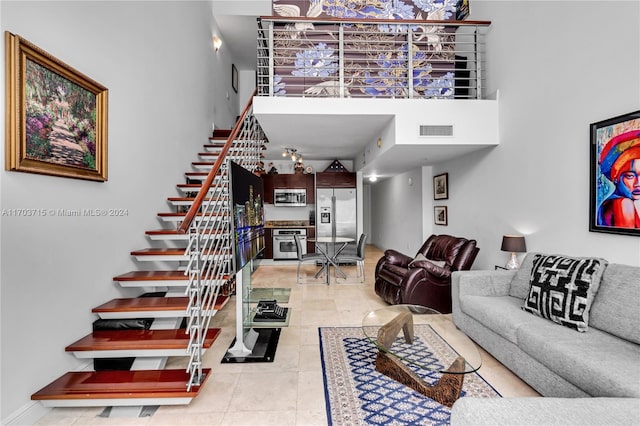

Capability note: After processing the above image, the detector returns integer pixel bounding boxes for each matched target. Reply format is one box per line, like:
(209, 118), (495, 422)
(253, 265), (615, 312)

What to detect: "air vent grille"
(419, 125), (454, 137)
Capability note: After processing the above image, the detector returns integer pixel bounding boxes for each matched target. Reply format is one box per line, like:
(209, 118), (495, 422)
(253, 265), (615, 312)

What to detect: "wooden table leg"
(375, 351), (465, 407)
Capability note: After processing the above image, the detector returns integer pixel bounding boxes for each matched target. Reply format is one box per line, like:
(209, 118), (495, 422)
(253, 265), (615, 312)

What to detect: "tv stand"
(222, 263), (290, 363)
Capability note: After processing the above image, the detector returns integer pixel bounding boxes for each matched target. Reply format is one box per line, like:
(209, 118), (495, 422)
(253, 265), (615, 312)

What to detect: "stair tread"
(113, 270), (229, 281)
(66, 328), (221, 352)
(177, 183), (223, 188)
(114, 270), (188, 281)
(204, 142), (226, 148)
(157, 212), (227, 217)
(130, 248), (186, 255)
(167, 196), (227, 201)
(92, 296), (229, 313)
(131, 247), (226, 256)
(145, 229), (225, 235)
(31, 368), (211, 400)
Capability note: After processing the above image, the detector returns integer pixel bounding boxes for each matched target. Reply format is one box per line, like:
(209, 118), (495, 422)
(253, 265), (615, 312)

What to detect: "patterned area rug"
(319, 325), (501, 425)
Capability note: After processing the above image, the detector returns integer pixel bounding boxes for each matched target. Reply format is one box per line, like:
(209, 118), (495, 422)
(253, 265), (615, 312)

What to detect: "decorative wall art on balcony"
(590, 110), (640, 236)
(269, 0), (469, 98)
(5, 32), (108, 181)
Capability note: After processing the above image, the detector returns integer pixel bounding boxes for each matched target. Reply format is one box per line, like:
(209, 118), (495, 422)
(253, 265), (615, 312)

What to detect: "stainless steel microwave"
(274, 188), (307, 207)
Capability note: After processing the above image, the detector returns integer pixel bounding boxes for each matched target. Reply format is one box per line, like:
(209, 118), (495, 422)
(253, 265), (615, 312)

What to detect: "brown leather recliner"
(374, 234), (479, 313)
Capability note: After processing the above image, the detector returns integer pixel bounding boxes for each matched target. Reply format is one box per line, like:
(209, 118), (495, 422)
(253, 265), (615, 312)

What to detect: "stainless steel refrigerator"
(316, 187), (357, 259)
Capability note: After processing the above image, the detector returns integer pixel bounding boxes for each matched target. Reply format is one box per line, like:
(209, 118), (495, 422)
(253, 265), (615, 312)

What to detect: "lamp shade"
(501, 235), (526, 253)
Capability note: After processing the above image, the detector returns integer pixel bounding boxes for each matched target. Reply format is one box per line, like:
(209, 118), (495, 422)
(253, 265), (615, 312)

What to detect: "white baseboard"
(3, 360), (93, 425)
(3, 401), (50, 426)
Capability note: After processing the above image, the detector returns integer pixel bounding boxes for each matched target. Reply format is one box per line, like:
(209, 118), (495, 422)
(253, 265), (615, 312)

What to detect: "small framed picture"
(231, 64), (238, 93)
(434, 206), (448, 226)
(433, 173), (448, 200)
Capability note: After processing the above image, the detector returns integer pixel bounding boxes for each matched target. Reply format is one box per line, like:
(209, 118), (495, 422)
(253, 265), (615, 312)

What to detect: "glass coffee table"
(362, 305), (482, 407)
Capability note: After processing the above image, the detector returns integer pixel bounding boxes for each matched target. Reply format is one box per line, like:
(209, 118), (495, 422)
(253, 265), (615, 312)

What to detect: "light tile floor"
(36, 245), (538, 425)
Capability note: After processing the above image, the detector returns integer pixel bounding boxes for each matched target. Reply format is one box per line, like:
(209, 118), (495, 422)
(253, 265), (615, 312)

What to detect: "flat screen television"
(229, 161), (265, 270)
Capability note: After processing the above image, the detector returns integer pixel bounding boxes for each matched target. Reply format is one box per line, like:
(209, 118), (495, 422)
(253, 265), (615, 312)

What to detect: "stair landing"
(31, 368), (211, 407)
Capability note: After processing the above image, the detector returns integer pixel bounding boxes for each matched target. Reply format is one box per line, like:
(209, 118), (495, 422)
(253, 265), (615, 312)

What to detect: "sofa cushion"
(521, 254), (608, 332)
(459, 295), (536, 344)
(589, 263), (640, 344)
(516, 320), (640, 397)
(451, 397), (640, 426)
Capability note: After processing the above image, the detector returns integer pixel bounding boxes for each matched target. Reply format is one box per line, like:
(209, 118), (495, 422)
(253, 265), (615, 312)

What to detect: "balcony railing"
(257, 16), (490, 100)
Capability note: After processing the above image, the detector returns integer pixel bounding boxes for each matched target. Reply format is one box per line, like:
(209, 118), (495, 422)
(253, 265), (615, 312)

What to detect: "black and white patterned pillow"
(522, 254), (608, 332)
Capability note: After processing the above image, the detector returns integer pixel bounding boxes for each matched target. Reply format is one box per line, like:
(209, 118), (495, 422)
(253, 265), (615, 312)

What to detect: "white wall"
(370, 1), (640, 269)
(370, 167), (425, 254)
(213, 16), (240, 129)
(0, 1), (217, 421)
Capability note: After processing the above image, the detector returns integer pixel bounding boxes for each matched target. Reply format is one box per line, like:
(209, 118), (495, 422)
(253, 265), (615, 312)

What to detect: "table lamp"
(501, 235), (526, 269)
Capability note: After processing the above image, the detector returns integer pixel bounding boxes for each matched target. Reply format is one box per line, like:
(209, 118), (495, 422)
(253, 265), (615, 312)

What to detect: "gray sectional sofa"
(449, 253), (640, 425)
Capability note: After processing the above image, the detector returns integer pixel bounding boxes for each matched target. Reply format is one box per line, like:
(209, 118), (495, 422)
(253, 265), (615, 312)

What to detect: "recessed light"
(369, 175), (378, 182)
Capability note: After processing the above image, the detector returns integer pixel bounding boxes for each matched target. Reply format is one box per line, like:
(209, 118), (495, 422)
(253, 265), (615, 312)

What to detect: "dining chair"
(294, 234), (326, 284)
(334, 233), (368, 283)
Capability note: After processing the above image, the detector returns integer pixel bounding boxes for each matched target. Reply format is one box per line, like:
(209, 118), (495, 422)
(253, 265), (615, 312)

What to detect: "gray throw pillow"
(521, 254), (608, 332)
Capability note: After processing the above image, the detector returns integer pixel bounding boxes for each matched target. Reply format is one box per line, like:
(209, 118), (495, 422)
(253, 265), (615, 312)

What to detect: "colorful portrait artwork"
(591, 111), (640, 236)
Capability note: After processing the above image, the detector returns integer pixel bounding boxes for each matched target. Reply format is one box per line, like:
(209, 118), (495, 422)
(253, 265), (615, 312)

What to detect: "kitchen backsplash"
(264, 203), (315, 223)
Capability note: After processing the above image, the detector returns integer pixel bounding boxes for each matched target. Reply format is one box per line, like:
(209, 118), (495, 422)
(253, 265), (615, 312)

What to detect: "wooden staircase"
(31, 129), (238, 409)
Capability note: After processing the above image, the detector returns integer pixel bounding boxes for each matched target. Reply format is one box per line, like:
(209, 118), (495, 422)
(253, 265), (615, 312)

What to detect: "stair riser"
(132, 254), (229, 262)
(68, 348), (203, 358)
(147, 234), (229, 241)
(115, 280), (188, 288)
(177, 186), (228, 194)
(37, 397), (195, 407)
(158, 215), (229, 222)
(169, 200), (226, 207)
(95, 310), (216, 320)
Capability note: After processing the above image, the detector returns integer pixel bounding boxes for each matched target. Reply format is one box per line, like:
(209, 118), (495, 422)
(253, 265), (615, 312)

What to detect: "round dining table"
(308, 236), (355, 284)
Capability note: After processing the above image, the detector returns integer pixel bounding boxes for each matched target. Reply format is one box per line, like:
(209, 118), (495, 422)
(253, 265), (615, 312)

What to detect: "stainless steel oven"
(272, 228), (306, 260)
(274, 188), (307, 207)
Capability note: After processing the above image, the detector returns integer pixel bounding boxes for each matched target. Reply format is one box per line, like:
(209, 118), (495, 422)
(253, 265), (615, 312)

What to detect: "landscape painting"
(5, 32), (108, 181)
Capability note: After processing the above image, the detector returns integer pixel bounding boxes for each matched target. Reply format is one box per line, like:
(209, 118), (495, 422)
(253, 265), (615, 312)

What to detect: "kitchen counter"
(265, 221), (314, 228)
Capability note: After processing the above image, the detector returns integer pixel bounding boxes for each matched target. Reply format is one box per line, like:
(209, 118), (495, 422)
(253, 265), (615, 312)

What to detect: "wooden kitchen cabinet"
(262, 173), (315, 204)
(315, 171), (356, 188)
(306, 227), (315, 254)
(263, 228), (273, 259)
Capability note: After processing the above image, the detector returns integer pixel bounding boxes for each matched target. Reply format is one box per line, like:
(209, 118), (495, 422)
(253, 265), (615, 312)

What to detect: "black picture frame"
(231, 64), (238, 93)
(589, 110), (640, 236)
(433, 173), (448, 200)
(434, 206), (448, 226)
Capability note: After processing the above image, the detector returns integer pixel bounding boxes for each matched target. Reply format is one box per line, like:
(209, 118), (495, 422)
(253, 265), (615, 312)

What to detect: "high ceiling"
(213, 4), (496, 180)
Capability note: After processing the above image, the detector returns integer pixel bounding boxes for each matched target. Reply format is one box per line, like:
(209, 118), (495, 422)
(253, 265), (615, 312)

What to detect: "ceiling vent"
(419, 125), (454, 137)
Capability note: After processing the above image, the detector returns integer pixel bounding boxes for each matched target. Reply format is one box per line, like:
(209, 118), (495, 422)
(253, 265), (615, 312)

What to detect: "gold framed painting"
(5, 32), (108, 181)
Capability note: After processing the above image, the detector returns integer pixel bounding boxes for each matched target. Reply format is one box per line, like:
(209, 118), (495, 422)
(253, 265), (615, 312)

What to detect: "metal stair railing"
(178, 90), (266, 390)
